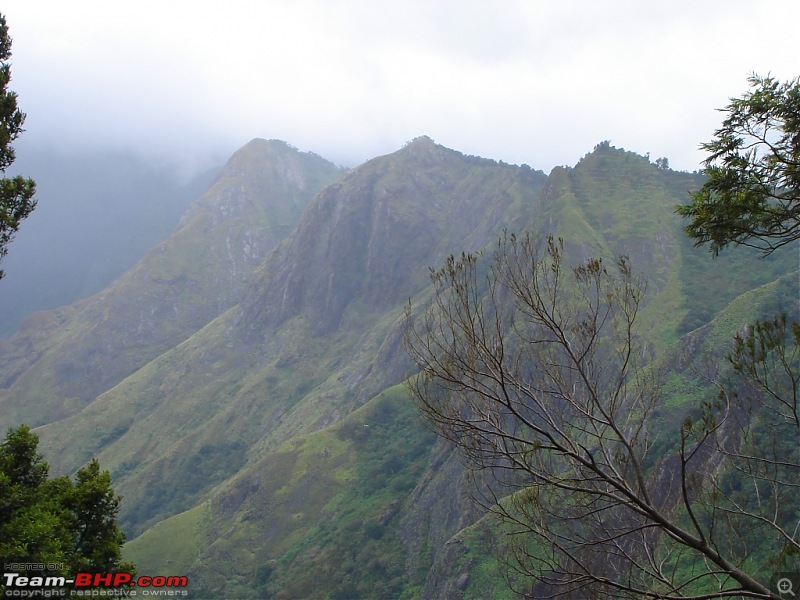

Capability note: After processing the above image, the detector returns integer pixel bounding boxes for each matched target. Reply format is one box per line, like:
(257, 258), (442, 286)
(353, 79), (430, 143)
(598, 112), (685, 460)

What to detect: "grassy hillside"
(124, 385), (438, 599)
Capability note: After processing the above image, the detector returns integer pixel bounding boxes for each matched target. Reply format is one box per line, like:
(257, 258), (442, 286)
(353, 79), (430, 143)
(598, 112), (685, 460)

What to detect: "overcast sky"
(3, 1), (799, 174)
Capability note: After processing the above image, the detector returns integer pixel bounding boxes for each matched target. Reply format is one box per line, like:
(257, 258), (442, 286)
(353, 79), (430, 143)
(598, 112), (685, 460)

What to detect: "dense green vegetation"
(124, 385), (438, 599)
(678, 74), (800, 256)
(0, 426), (133, 592)
(259, 387), (437, 600)
(401, 76), (800, 597)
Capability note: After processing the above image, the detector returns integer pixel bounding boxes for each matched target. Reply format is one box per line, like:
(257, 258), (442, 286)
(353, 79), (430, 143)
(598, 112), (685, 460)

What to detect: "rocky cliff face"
(238, 136), (546, 336)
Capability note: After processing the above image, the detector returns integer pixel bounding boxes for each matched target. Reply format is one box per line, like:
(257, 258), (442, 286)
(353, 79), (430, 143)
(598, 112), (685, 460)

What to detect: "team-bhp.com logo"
(2, 571), (189, 597)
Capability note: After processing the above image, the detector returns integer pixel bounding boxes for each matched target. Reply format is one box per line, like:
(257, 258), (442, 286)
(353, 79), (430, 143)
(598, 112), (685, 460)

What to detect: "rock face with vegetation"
(0, 139), (342, 428)
(0, 137), (796, 598)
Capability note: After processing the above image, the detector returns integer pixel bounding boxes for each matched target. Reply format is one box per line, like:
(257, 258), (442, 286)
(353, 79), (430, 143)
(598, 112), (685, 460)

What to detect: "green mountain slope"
(26, 138), (546, 542)
(1, 138), (796, 598)
(122, 143), (795, 598)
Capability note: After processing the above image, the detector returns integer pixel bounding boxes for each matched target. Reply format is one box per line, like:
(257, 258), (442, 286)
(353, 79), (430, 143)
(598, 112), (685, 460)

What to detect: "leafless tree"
(404, 232), (798, 599)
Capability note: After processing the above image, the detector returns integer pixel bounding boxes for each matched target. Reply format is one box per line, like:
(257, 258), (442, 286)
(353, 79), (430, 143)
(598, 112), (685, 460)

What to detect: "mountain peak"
(240, 138), (297, 153)
(395, 135), (501, 169)
(212, 138), (340, 192)
(224, 138), (298, 169)
(405, 134), (435, 147)
(239, 137), (548, 337)
(399, 135), (442, 157)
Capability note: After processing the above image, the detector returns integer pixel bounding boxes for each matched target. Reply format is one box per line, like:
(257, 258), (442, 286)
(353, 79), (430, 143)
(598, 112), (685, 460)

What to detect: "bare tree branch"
(404, 232), (797, 598)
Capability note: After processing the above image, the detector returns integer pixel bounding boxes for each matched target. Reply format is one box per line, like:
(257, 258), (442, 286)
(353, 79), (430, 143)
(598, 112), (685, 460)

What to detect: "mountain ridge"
(237, 137), (546, 337)
(22, 137), (549, 542)
(1, 137), (796, 598)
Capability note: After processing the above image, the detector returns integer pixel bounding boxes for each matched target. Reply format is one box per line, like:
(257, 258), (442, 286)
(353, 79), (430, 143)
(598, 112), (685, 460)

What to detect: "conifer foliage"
(0, 12), (36, 279)
(678, 74), (800, 255)
(0, 426), (134, 591)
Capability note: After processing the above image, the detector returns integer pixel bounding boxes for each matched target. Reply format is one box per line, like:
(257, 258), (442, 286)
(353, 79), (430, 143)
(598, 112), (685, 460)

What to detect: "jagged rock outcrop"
(239, 136), (546, 336)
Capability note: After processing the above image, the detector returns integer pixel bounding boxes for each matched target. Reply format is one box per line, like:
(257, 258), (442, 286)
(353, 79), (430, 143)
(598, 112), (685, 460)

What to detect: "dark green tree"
(677, 74), (800, 256)
(66, 459), (129, 573)
(0, 12), (36, 279)
(0, 426), (134, 590)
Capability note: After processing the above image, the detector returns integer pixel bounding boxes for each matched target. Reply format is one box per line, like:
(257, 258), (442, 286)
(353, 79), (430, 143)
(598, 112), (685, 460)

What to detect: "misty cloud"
(3, 0), (800, 173)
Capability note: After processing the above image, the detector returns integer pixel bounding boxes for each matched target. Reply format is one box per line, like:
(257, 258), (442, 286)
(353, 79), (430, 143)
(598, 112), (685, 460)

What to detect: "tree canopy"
(0, 425), (134, 591)
(0, 12), (36, 279)
(677, 74), (800, 256)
